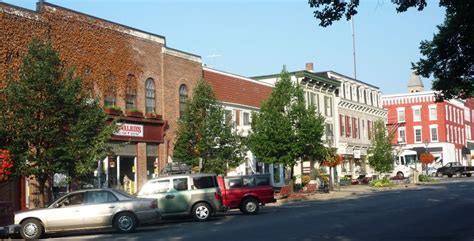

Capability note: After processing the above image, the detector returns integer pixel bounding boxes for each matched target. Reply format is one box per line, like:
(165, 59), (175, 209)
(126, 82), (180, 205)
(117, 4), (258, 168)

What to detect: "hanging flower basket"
(322, 154), (343, 167)
(420, 152), (434, 165)
(0, 149), (13, 182)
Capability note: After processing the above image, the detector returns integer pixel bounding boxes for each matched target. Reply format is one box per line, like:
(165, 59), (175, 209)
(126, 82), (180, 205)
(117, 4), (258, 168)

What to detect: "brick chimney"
(305, 62), (314, 72)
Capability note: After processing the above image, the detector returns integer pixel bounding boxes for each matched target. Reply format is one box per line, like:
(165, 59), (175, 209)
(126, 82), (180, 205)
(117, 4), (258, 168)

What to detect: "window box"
(145, 113), (162, 120)
(104, 106), (123, 116)
(126, 110), (143, 118)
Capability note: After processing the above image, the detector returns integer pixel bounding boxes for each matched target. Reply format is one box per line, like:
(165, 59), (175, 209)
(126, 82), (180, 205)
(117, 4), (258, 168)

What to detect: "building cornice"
(203, 67), (274, 87)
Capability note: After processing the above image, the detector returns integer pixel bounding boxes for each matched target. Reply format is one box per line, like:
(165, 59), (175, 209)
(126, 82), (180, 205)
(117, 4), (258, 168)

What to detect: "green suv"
(137, 174), (223, 221)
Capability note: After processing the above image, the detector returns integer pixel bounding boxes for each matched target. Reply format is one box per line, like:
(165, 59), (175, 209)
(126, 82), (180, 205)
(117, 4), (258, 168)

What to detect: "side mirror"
(191, 185), (196, 190)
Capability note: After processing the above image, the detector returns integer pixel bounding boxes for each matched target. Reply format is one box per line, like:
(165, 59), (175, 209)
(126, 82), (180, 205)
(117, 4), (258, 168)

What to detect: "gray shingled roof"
(408, 70), (424, 87)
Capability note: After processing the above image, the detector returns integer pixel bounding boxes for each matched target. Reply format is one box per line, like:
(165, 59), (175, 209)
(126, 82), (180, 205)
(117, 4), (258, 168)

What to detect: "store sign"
(354, 149), (361, 159)
(115, 123), (144, 137)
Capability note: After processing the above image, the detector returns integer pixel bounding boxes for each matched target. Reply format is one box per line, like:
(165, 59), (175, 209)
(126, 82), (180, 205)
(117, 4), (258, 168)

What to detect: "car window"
(173, 178), (188, 191)
(57, 192), (85, 207)
(255, 176), (270, 186)
(140, 179), (171, 195)
(87, 191), (118, 204)
(193, 176), (217, 189)
(227, 178), (242, 189)
(242, 177), (255, 187)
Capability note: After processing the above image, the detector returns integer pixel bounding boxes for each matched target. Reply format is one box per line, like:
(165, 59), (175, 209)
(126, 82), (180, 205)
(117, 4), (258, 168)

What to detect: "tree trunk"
(37, 174), (52, 208)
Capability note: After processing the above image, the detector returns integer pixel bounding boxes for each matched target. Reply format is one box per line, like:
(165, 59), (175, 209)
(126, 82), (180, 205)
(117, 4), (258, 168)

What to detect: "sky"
(4, 0), (446, 95)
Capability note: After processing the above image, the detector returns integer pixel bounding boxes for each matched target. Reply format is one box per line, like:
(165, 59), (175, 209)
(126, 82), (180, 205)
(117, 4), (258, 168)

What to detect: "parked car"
(436, 162), (474, 177)
(217, 174), (276, 214)
(137, 173), (224, 222)
(425, 166), (439, 177)
(0, 201), (20, 238)
(15, 189), (160, 239)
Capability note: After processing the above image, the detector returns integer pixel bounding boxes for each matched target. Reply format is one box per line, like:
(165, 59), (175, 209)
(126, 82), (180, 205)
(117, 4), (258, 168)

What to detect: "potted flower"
(126, 107), (143, 118)
(104, 105), (123, 116)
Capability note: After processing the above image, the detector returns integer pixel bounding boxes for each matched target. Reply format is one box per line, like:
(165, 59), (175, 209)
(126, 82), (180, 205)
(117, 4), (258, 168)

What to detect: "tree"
(248, 66), (327, 179)
(308, 0), (473, 100)
(367, 119), (394, 175)
(0, 39), (116, 207)
(172, 79), (245, 174)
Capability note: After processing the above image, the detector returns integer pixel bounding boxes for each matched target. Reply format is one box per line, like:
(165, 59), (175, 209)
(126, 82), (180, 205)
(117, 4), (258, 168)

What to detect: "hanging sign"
(115, 123), (144, 137)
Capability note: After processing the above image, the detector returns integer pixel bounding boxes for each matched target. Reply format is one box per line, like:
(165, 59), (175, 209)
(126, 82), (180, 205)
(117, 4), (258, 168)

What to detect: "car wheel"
(455, 172), (462, 178)
(447, 174), (453, 178)
(240, 198), (260, 215)
(114, 212), (137, 233)
(437, 172), (443, 177)
(20, 218), (44, 239)
(396, 172), (404, 179)
(192, 202), (211, 222)
(466, 173), (472, 177)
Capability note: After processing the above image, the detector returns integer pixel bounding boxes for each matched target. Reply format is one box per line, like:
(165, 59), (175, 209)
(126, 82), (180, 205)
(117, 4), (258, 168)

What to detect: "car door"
(164, 177), (191, 214)
(46, 192), (85, 231)
(82, 190), (119, 228)
(140, 178), (173, 213)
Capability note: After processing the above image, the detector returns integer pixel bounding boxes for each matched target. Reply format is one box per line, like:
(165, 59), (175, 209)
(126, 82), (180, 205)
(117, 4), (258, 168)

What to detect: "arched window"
(179, 84), (188, 118)
(145, 78), (155, 114)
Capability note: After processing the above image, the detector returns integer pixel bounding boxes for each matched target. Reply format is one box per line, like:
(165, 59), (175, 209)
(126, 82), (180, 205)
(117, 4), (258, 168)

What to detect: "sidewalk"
(272, 183), (420, 206)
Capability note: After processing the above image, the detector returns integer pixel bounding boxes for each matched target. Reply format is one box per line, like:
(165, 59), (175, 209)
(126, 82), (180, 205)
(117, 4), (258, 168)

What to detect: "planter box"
(104, 108), (122, 116)
(126, 111), (143, 118)
(145, 113), (163, 120)
(339, 180), (351, 186)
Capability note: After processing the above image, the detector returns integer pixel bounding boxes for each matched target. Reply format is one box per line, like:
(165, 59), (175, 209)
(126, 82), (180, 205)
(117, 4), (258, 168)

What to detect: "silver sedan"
(15, 189), (161, 239)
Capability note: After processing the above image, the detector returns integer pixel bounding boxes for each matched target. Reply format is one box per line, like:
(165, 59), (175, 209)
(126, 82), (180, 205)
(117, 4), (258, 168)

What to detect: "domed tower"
(407, 70), (424, 93)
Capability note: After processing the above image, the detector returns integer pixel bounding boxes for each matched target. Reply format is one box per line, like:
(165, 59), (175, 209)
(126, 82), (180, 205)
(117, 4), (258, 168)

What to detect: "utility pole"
(351, 16), (357, 80)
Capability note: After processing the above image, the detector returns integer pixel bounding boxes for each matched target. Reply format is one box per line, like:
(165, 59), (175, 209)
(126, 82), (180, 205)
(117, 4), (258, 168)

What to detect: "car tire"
(466, 173), (472, 177)
(240, 198), (260, 215)
(447, 174), (453, 178)
(396, 172), (404, 179)
(20, 218), (44, 239)
(455, 172), (462, 178)
(114, 212), (137, 233)
(437, 172), (443, 177)
(192, 202), (212, 222)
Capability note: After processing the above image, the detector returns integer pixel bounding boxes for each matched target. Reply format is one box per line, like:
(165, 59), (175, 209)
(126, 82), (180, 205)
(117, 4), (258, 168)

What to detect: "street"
(46, 178), (474, 241)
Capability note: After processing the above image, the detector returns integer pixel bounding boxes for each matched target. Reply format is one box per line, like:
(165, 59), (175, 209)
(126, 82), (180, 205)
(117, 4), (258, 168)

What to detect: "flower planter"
(126, 111), (143, 118)
(339, 180), (351, 186)
(105, 108), (123, 116)
(145, 113), (163, 120)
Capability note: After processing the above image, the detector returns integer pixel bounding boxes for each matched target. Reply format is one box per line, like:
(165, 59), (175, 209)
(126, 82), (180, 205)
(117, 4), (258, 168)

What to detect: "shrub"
(309, 167), (327, 180)
(301, 175), (310, 186)
(419, 174), (434, 182)
(369, 178), (394, 188)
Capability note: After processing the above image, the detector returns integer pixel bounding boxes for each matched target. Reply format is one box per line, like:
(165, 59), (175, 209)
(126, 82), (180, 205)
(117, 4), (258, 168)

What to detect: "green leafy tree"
(308, 0), (473, 100)
(248, 66), (326, 178)
(0, 39), (116, 207)
(367, 119), (394, 175)
(172, 79), (245, 174)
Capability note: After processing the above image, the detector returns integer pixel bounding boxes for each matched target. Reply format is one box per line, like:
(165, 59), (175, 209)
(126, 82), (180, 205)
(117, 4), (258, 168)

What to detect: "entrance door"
(119, 156), (135, 194)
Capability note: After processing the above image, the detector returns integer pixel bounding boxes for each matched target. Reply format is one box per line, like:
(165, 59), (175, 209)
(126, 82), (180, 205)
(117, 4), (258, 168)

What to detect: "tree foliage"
(172, 79), (245, 174)
(308, 0), (473, 100)
(367, 119), (394, 174)
(0, 39), (116, 206)
(248, 67), (326, 171)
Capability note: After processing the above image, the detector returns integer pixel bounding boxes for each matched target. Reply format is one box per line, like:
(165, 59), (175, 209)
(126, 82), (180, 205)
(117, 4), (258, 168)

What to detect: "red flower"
(322, 154), (343, 167)
(420, 152), (434, 165)
(0, 149), (14, 182)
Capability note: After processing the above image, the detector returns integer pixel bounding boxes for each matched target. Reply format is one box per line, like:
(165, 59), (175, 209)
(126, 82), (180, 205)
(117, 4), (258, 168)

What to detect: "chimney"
(305, 62), (314, 72)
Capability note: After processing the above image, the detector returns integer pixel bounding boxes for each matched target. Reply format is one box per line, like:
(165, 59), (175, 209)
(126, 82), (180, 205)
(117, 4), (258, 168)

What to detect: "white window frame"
(412, 105), (421, 122)
(429, 124), (438, 142)
(243, 112), (250, 126)
(397, 107), (405, 123)
(414, 126), (422, 143)
(398, 127), (406, 143)
(428, 104), (437, 121)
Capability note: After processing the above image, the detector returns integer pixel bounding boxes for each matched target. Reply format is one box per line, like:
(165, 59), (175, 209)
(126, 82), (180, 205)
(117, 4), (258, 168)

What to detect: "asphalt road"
(46, 178), (474, 241)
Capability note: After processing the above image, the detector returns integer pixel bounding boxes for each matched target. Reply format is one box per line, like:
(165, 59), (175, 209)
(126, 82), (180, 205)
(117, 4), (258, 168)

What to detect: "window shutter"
(340, 115), (344, 136)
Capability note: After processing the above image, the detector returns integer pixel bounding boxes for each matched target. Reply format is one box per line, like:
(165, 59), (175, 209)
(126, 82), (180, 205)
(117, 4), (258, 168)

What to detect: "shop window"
(145, 78), (155, 114)
(179, 84), (188, 118)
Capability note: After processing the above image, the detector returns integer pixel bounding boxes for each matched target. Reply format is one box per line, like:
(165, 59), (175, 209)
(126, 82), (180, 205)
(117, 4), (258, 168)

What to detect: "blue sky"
(5, 0), (445, 95)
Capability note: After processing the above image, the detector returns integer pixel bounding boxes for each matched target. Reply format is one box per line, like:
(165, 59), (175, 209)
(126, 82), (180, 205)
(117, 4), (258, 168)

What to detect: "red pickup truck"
(0, 201), (20, 238)
(217, 174), (276, 214)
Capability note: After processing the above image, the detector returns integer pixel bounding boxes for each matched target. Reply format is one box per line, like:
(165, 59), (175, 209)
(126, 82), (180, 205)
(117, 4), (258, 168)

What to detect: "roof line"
(321, 70), (380, 89)
(203, 66), (274, 88)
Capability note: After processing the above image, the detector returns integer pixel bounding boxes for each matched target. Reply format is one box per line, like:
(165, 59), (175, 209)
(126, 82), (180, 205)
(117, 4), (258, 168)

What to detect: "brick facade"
(0, 2), (202, 208)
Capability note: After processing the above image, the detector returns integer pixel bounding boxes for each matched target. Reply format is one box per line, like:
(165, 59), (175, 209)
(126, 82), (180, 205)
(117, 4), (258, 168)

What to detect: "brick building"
(202, 67), (288, 186)
(382, 72), (473, 166)
(0, 1), (202, 208)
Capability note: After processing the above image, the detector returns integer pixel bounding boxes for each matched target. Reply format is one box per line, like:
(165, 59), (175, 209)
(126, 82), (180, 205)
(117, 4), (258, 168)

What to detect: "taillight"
(214, 191), (222, 200)
(150, 199), (158, 209)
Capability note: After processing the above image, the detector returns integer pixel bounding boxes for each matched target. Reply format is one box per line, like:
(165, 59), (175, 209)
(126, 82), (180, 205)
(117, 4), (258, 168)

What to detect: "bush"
(419, 175), (435, 182)
(369, 178), (395, 188)
(309, 167), (327, 180)
(301, 175), (310, 186)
